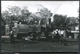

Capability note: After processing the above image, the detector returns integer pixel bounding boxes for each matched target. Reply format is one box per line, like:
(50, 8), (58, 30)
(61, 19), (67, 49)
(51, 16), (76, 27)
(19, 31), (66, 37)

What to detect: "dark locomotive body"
(9, 18), (54, 42)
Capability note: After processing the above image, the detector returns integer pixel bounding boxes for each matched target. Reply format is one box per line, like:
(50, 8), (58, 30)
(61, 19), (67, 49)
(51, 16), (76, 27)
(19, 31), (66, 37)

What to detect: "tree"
(2, 6), (31, 24)
(26, 5), (52, 25)
(1, 10), (11, 24)
(66, 17), (79, 30)
(20, 7), (31, 21)
(37, 6), (52, 25)
(8, 6), (21, 16)
(2, 6), (22, 24)
(52, 14), (78, 30)
(52, 14), (67, 30)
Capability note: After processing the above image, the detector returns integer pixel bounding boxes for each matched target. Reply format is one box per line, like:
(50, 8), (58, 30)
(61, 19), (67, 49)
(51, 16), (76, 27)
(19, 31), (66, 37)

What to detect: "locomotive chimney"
(49, 18), (51, 24)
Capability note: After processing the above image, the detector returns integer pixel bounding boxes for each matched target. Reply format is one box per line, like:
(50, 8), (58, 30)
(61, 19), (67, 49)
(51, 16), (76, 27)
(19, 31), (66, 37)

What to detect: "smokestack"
(49, 18), (51, 24)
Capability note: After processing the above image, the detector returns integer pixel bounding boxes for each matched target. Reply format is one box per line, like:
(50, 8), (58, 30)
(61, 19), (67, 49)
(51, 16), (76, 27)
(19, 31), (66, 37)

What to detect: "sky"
(1, 1), (79, 18)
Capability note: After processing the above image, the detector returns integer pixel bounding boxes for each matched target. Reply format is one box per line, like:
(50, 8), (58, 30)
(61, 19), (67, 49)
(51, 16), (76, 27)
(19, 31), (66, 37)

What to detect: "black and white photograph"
(1, 1), (79, 52)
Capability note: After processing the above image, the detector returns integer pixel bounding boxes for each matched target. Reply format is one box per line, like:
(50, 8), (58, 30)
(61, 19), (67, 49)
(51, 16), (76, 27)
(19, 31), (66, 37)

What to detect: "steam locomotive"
(10, 18), (54, 42)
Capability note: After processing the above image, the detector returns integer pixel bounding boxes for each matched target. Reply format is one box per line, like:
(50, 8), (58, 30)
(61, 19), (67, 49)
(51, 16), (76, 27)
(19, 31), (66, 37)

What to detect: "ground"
(1, 40), (79, 52)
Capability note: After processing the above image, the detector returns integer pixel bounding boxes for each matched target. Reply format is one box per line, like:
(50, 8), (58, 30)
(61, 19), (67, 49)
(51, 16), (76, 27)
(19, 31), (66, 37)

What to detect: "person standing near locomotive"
(59, 30), (68, 46)
(52, 32), (56, 41)
(10, 30), (14, 43)
(56, 30), (61, 42)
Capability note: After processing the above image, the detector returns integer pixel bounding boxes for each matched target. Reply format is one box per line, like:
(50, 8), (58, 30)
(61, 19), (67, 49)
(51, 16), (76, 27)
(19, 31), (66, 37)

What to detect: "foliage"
(1, 11), (11, 24)
(1, 5), (52, 25)
(37, 7), (52, 25)
(2, 5), (78, 30)
(52, 14), (78, 30)
(1, 6), (31, 25)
